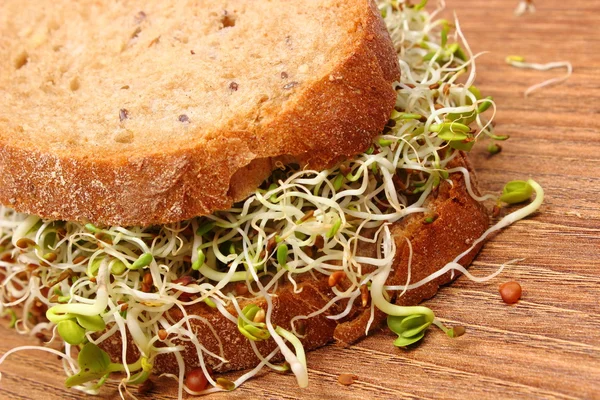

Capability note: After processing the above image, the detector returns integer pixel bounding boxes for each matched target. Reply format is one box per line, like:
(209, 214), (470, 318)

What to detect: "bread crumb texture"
(0, 0), (398, 226)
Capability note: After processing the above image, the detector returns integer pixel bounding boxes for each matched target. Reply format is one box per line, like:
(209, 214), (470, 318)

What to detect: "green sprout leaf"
(387, 314), (433, 348)
(377, 138), (395, 147)
(65, 343), (148, 388)
(333, 174), (345, 191)
(326, 218), (342, 238)
(204, 297), (217, 308)
(414, 0), (428, 10)
(84, 223), (101, 233)
(57, 319), (86, 345)
(441, 22), (449, 48)
(65, 343), (111, 388)
(75, 314), (106, 332)
(244, 324), (271, 340)
(449, 139), (475, 151)
(499, 180), (534, 204)
(446, 111), (476, 125)
(87, 257), (103, 277)
(430, 122), (471, 134)
(268, 183), (279, 203)
(397, 113), (423, 120)
(454, 45), (467, 61)
(276, 244), (288, 269)
(192, 249), (205, 270)
(196, 220), (216, 236)
(129, 253), (153, 270)
(237, 304), (270, 342)
(110, 260), (127, 275)
(477, 96), (494, 114)
(393, 331), (425, 347)
(468, 85), (482, 100)
(437, 130), (469, 142)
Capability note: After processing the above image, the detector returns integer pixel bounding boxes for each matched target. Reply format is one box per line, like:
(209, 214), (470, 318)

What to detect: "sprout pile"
(0, 1), (543, 398)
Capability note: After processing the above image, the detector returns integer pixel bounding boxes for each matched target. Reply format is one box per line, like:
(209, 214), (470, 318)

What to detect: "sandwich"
(0, 0), (543, 398)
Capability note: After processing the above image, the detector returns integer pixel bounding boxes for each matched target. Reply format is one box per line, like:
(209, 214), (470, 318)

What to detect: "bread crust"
(0, 0), (399, 227)
(99, 153), (489, 374)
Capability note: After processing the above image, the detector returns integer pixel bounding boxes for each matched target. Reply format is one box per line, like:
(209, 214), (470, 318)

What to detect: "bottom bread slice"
(99, 152), (489, 374)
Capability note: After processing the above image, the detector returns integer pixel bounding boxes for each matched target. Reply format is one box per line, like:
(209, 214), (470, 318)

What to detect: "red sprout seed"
(16, 238), (36, 249)
(185, 368), (208, 392)
(313, 235), (325, 250)
(338, 373), (358, 386)
(1, 254), (15, 263)
(143, 271), (153, 286)
(158, 329), (168, 341)
(298, 209), (315, 223)
(328, 271), (346, 287)
(72, 256), (86, 264)
(172, 275), (195, 286)
(360, 284), (369, 307)
(499, 281), (522, 304)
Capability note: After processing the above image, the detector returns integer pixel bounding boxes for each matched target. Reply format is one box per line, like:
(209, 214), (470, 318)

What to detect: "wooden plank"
(1, 0), (599, 399)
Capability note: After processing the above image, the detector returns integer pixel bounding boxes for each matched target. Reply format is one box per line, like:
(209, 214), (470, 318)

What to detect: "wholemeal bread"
(0, 0), (398, 227)
(99, 153), (489, 373)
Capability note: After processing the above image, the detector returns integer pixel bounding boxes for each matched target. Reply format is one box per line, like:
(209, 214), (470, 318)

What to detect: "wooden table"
(1, 0), (599, 398)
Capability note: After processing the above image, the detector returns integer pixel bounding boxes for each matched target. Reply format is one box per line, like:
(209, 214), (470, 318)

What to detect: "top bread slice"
(0, 0), (399, 227)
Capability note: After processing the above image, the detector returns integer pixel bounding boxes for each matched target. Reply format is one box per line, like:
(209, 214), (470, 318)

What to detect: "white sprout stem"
(0, 345), (77, 375)
(370, 226), (434, 320)
(126, 308), (150, 356)
(399, 237), (413, 297)
(47, 260), (110, 318)
(452, 179), (544, 264)
(262, 291), (308, 388)
(507, 59), (573, 97)
(274, 326), (307, 387)
(385, 259), (520, 291)
(387, 180), (543, 291)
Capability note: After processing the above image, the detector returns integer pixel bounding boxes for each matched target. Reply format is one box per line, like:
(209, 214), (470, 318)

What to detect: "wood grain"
(1, 0), (599, 398)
